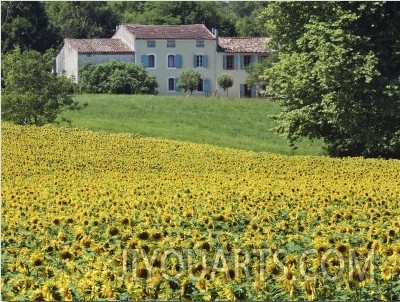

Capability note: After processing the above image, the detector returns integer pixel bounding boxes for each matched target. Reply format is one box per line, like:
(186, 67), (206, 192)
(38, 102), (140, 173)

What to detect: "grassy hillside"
(57, 94), (324, 156)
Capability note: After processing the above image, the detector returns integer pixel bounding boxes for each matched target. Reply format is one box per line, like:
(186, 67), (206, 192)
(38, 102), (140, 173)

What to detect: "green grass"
(57, 94), (325, 156)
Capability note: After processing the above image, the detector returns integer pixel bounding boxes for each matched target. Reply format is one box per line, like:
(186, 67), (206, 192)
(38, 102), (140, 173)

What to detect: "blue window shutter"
(176, 55), (182, 68)
(240, 55), (244, 69)
(250, 55), (255, 64)
(141, 55), (148, 67)
(175, 77), (180, 91)
(234, 55), (238, 69)
(203, 55), (208, 68)
(251, 85), (257, 98)
(240, 84), (245, 98)
(193, 54), (197, 67)
(204, 78), (210, 92)
(223, 56), (227, 69)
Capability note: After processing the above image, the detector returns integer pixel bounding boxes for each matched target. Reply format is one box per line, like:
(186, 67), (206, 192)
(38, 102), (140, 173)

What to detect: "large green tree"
(2, 48), (82, 126)
(262, 2), (400, 158)
(45, 1), (118, 39)
(1, 1), (59, 53)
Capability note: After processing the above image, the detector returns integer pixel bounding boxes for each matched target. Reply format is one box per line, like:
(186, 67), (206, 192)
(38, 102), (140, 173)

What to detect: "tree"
(1, 1), (59, 53)
(109, 1), (236, 36)
(178, 69), (202, 95)
(1, 48), (82, 126)
(79, 60), (158, 95)
(261, 2), (400, 158)
(226, 2), (269, 37)
(44, 1), (118, 39)
(217, 73), (234, 96)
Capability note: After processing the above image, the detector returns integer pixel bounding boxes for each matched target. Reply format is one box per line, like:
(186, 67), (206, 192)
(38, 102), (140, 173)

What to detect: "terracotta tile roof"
(65, 38), (134, 54)
(218, 37), (269, 54)
(123, 24), (215, 40)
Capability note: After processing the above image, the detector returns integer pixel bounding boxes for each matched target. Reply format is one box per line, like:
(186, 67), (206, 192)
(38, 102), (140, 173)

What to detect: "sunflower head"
(59, 250), (73, 260)
(381, 265), (392, 281)
(138, 230), (149, 240)
(30, 251), (45, 267)
(336, 242), (349, 254)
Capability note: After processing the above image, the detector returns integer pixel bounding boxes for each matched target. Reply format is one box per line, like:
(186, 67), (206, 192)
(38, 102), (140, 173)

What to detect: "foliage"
(108, 1), (236, 36)
(178, 69), (202, 95)
(225, 1), (269, 37)
(261, 2), (400, 158)
(1, 48), (81, 126)
(246, 52), (278, 96)
(78, 60), (158, 95)
(2, 123), (400, 300)
(217, 73), (234, 96)
(44, 1), (119, 39)
(1, 1), (59, 53)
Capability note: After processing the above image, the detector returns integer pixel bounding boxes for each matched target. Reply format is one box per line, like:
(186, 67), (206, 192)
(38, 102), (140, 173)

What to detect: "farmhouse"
(56, 24), (269, 97)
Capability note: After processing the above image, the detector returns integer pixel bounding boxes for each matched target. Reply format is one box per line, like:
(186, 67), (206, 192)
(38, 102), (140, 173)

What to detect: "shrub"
(178, 69), (201, 95)
(217, 73), (234, 96)
(79, 60), (158, 94)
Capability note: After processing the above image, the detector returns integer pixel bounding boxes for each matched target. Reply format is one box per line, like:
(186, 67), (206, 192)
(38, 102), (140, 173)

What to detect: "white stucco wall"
(134, 39), (218, 96)
(56, 43), (78, 81)
(134, 38), (261, 97)
(112, 26), (136, 51)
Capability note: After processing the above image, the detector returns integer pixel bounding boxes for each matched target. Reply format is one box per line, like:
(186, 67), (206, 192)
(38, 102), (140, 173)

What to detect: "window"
(197, 78), (211, 93)
(244, 55), (252, 68)
(196, 55), (203, 68)
(168, 78), (176, 91)
(147, 55), (155, 68)
(194, 54), (208, 68)
(240, 84), (256, 98)
(167, 54), (182, 68)
(197, 79), (204, 92)
(141, 54), (156, 68)
(225, 55), (235, 70)
(196, 40), (204, 48)
(167, 40), (175, 48)
(168, 77), (180, 92)
(147, 40), (156, 48)
(240, 55), (254, 69)
(168, 54), (175, 68)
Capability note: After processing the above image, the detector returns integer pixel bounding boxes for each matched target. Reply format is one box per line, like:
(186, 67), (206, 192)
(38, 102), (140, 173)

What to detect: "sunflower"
(59, 250), (74, 260)
(336, 242), (349, 254)
(384, 245), (395, 257)
(302, 280), (316, 301)
(100, 280), (118, 299)
(30, 250), (46, 267)
(59, 286), (73, 301)
(29, 289), (46, 302)
(277, 265), (296, 298)
(380, 265), (392, 281)
(289, 210), (299, 220)
(195, 278), (209, 291)
(372, 240), (382, 253)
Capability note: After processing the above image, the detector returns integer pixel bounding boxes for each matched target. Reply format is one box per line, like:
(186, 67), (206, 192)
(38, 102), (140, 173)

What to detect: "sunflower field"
(2, 123), (400, 301)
